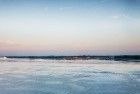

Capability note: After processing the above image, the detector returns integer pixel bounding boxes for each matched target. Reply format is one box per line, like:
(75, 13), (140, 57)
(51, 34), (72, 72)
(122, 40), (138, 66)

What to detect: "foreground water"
(0, 58), (140, 94)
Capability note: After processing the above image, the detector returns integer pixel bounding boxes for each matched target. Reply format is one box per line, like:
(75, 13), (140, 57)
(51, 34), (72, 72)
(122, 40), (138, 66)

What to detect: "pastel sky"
(0, 0), (140, 56)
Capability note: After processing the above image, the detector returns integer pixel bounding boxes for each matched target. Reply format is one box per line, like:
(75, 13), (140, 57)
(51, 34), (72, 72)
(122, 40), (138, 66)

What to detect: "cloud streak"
(59, 7), (73, 11)
(112, 14), (130, 20)
(0, 40), (22, 49)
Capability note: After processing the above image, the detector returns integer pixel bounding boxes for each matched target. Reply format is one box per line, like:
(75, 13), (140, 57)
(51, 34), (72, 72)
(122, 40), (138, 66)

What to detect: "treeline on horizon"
(6, 55), (140, 61)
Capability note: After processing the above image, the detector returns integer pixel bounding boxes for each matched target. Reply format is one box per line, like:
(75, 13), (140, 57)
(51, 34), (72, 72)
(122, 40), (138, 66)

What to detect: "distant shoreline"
(3, 55), (140, 61)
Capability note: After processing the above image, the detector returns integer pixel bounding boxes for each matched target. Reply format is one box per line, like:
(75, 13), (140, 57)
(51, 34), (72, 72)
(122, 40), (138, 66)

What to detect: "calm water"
(0, 58), (140, 94)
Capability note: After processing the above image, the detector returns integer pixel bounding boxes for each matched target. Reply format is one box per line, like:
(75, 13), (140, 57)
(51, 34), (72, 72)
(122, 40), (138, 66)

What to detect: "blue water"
(0, 59), (140, 94)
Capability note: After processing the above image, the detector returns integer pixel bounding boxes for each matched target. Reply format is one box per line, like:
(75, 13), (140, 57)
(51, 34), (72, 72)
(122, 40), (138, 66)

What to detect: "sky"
(0, 0), (140, 56)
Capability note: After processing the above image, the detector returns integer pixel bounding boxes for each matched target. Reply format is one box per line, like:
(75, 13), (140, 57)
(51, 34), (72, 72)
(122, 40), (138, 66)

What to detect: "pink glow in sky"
(0, 0), (140, 55)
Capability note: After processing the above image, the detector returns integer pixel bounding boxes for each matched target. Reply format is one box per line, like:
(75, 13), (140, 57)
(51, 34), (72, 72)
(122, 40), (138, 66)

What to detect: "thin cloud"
(112, 15), (120, 19)
(0, 40), (21, 47)
(44, 7), (48, 12)
(112, 14), (130, 20)
(59, 7), (73, 11)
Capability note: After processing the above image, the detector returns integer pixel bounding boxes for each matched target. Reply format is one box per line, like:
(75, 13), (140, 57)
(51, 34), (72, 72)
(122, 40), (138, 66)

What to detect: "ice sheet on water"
(0, 59), (140, 94)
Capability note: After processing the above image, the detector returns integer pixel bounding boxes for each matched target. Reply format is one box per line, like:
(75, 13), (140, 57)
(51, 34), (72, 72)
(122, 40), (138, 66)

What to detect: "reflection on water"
(0, 59), (140, 94)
